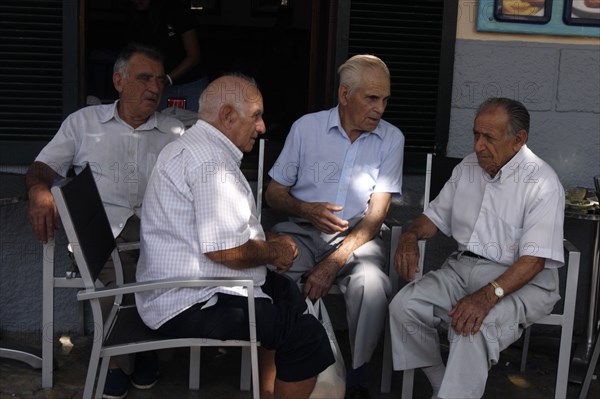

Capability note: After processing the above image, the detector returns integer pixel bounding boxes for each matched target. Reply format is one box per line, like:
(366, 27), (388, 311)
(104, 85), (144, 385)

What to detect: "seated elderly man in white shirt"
(25, 42), (184, 398)
(389, 97), (565, 399)
(136, 74), (335, 399)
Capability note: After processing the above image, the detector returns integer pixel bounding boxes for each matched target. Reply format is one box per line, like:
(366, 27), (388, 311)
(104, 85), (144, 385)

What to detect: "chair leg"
(92, 356), (110, 399)
(42, 240), (55, 388)
(250, 343), (260, 399)
(380, 318), (393, 393)
(555, 325), (574, 399)
(578, 330), (600, 399)
(401, 369), (415, 399)
(520, 326), (531, 373)
(189, 346), (200, 390)
(240, 346), (251, 391)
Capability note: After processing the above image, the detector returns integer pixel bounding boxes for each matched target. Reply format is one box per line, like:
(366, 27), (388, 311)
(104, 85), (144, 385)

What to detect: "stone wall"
(448, 39), (600, 188)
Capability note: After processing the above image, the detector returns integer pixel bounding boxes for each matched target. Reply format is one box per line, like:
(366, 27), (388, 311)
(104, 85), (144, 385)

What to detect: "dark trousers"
(158, 271), (335, 382)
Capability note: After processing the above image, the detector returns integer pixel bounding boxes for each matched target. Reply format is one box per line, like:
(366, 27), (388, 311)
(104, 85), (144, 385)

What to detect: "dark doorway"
(84, 0), (314, 144)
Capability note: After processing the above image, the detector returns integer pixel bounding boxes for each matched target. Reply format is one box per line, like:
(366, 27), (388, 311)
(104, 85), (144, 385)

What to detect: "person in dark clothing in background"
(126, 0), (208, 112)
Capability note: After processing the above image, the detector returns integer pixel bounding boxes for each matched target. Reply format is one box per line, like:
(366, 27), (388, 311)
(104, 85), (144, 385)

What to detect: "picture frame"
(477, 0), (600, 36)
(494, 0), (552, 24)
(563, 0), (600, 26)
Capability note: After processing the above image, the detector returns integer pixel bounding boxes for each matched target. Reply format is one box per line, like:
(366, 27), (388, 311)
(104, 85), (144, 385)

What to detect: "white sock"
(422, 362), (446, 396)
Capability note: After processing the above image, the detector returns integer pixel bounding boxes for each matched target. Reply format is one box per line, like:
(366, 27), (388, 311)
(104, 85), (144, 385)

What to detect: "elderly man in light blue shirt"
(265, 54), (405, 398)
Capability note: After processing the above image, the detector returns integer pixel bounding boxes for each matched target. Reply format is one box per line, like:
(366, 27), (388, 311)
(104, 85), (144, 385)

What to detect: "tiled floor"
(1, 297), (599, 399)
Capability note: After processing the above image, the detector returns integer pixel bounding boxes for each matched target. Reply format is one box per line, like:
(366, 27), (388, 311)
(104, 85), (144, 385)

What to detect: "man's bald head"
(199, 74), (260, 122)
(198, 74), (266, 152)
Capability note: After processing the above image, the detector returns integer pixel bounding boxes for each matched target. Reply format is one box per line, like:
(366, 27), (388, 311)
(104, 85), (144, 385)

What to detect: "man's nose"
(257, 120), (266, 135)
(474, 135), (485, 152)
(148, 77), (161, 93)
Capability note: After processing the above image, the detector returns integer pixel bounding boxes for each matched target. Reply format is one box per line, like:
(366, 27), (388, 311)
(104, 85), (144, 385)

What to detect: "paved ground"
(1, 297), (599, 399)
(1, 176), (598, 398)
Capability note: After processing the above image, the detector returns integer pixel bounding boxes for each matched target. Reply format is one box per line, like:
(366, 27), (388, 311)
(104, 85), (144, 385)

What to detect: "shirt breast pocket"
(478, 211), (523, 265)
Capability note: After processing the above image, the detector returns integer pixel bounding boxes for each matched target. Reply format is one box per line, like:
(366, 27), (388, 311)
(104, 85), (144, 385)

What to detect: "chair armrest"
(382, 219), (402, 294)
(77, 277), (255, 301)
(383, 217), (425, 286)
(416, 240), (426, 280)
(563, 238), (579, 256)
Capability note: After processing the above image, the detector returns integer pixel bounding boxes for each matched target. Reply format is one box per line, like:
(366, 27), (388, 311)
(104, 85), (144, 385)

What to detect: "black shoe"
(103, 368), (129, 399)
(131, 352), (159, 389)
(346, 386), (371, 399)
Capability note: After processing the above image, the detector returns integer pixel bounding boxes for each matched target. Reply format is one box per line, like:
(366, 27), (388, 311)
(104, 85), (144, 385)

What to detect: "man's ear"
(218, 104), (235, 130)
(113, 72), (124, 94)
(338, 84), (349, 106)
(516, 129), (528, 145)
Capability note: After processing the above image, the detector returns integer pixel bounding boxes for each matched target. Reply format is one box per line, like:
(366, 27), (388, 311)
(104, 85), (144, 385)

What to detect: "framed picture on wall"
(494, 0), (552, 24)
(563, 0), (600, 26)
(478, 0), (600, 36)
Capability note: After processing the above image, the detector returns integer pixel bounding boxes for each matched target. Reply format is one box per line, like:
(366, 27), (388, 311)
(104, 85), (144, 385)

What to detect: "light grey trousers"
(271, 220), (392, 369)
(389, 252), (560, 399)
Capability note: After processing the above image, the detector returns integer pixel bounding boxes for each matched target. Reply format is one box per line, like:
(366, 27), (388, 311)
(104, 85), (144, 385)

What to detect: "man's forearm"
(206, 239), (274, 270)
(328, 217), (383, 267)
(26, 161), (57, 191)
(265, 181), (306, 218)
(489, 256), (546, 298)
(404, 214), (438, 241)
(205, 235), (298, 271)
(269, 190), (305, 218)
(324, 192), (390, 268)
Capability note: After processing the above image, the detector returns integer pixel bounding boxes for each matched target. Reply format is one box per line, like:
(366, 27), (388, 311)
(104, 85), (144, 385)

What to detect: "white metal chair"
(400, 153), (581, 399)
(41, 231), (139, 387)
(50, 163), (260, 399)
(578, 325), (600, 399)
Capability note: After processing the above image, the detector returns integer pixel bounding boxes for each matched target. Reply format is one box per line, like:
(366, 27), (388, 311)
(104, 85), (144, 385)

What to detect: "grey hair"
(476, 97), (530, 137)
(337, 54), (390, 94)
(113, 42), (164, 77)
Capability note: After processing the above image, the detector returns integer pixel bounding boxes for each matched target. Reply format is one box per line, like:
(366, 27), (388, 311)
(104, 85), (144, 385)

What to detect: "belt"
(461, 251), (487, 260)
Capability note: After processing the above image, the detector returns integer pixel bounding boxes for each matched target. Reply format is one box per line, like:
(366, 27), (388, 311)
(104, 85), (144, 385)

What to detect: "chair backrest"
(423, 153), (463, 210)
(256, 138), (286, 227)
(415, 154), (463, 279)
(51, 163), (115, 288)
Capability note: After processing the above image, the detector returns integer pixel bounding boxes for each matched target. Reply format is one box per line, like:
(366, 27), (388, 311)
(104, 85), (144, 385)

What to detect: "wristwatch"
(490, 280), (504, 301)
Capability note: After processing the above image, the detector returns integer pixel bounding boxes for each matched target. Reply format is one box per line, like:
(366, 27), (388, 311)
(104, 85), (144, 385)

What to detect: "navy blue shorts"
(158, 271), (335, 382)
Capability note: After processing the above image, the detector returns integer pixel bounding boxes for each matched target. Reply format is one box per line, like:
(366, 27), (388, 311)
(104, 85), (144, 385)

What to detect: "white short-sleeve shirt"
(35, 101), (184, 237)
(424, 145), (565, 267)
(135, 120), (269, 330)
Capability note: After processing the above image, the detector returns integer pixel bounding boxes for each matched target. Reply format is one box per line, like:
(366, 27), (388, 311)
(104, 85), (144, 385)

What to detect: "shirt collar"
(496, 144), (530, 183)
(103, 100), (158, 131)
(326, 105), (385, 141)
(197, 119), (244, 165)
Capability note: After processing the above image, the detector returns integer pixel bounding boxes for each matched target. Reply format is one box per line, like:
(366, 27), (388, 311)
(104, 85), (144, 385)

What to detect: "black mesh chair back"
(52, 163), (115, 286)
(51, 164), (260, 399)
(425, 154), (463, 208)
